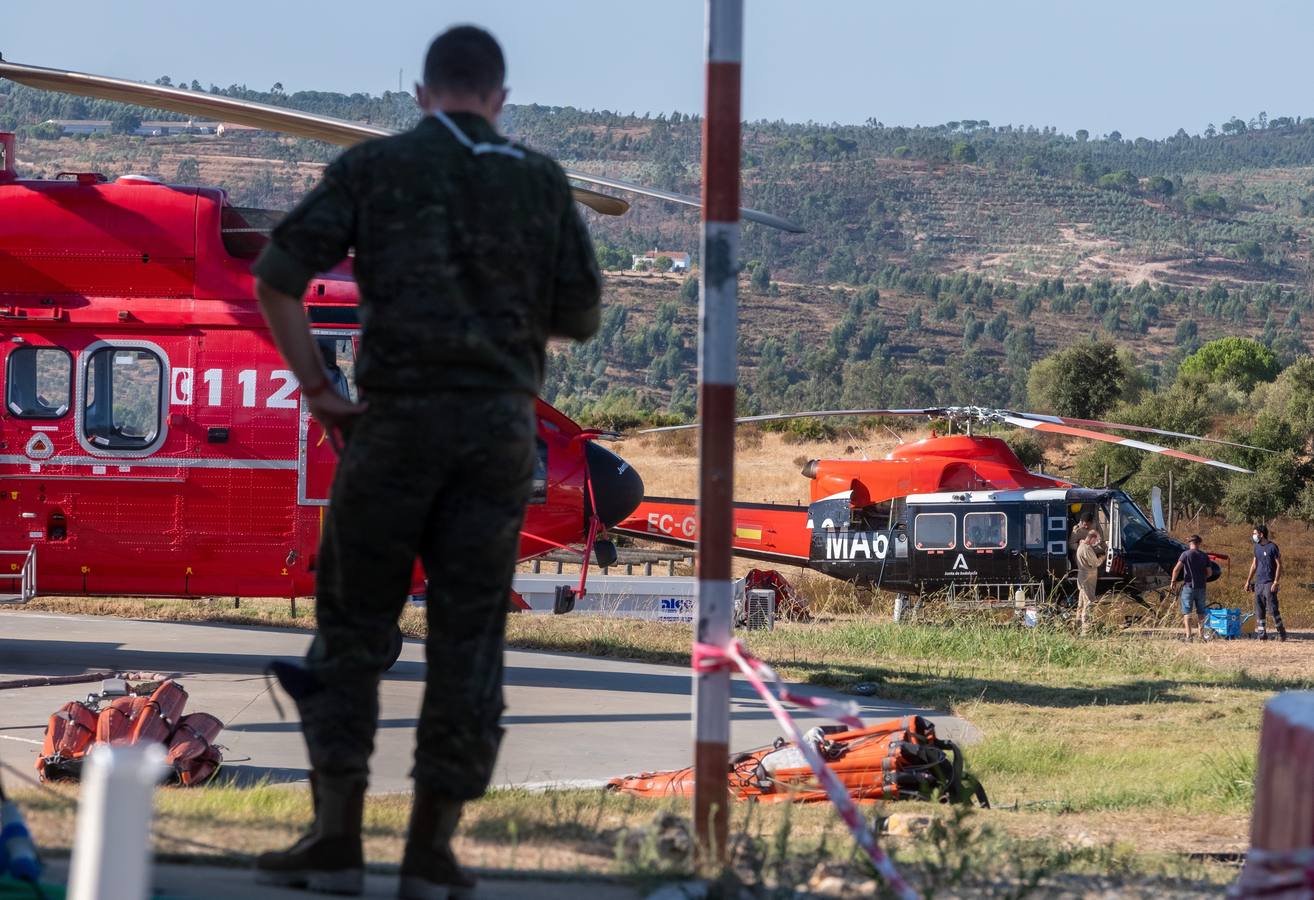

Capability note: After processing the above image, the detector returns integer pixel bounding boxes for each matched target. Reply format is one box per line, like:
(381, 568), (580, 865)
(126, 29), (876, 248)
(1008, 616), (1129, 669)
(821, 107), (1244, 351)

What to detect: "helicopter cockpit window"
(964, 512), (1007, 550)
(914, 512), (956, 550)
(83, 348), (163, 451)
(1118, 497), (1154, 547)
(530, 437), (548, 504)
(6, 347), (72, 419)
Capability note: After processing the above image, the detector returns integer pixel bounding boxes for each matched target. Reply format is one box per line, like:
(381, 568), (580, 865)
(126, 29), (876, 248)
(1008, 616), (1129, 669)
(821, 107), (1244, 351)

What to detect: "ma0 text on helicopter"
(616, 406), (1263, 620)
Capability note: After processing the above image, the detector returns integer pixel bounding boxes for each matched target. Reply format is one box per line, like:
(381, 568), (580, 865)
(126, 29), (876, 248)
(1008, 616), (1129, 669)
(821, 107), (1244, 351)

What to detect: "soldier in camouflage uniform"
(250, 25), (601, 897)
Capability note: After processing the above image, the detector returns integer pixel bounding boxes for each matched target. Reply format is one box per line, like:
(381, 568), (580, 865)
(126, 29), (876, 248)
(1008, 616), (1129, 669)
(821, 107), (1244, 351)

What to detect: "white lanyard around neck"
(430, 110), (525, 159)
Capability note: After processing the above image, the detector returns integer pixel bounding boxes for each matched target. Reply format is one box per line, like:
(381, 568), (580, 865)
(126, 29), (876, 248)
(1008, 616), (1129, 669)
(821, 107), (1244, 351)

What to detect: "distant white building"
(43, 119), (224, 137)
(631, 249), (692, 272)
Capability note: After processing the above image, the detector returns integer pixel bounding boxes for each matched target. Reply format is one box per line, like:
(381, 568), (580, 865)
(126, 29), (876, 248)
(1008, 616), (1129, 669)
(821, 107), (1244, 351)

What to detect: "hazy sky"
(6, 1), (1310, 139)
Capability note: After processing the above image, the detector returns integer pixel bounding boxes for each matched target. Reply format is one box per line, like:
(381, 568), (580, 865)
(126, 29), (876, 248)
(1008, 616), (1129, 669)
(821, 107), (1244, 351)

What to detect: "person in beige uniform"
(1075, 530), (1106, 634)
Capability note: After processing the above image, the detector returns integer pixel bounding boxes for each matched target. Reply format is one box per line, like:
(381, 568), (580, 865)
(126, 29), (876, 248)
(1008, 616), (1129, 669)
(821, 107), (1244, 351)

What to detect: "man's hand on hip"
(309, 391), (368, 453)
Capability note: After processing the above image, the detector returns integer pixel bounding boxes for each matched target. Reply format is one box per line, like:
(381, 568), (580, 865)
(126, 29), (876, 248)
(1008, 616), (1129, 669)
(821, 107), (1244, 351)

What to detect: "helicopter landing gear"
(892, 593), (910, 624)
(593, 538), (618, 568)
(554, 584), (577, 615)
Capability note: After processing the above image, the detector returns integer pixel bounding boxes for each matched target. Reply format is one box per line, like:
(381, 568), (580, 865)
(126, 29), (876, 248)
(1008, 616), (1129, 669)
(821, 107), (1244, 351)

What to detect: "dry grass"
(613, 430), (904, 506)
(6, 776), (1238, 893)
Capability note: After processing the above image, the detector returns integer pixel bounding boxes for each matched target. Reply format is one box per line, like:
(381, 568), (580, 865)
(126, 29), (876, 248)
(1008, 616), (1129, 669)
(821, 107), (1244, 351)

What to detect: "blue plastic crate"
(1206, 608), (1243, 639)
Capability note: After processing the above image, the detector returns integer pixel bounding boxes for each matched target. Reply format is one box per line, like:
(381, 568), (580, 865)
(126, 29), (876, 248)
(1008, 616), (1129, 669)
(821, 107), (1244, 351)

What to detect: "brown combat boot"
(398, 785), (475, 899)
(255, 773), (366, 894)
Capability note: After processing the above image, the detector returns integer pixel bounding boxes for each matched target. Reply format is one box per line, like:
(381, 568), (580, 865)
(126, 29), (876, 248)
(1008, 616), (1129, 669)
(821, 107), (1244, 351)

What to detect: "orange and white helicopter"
(0, 58), (798, 607)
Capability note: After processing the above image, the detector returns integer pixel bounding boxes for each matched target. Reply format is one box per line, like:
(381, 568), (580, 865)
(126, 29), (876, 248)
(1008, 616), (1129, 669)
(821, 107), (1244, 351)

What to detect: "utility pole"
(693, 0), (741, 866)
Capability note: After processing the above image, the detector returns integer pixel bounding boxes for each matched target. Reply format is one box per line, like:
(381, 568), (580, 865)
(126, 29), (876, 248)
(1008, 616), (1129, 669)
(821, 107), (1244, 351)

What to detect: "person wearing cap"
(1244, 523), (1286, 642)
(1170, 534), (1212, 642)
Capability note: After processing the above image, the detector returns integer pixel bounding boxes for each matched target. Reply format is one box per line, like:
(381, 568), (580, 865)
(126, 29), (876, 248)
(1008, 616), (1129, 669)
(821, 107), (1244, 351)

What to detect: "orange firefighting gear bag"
(37, 679), (223, 786)
(609, 715), (988, 806)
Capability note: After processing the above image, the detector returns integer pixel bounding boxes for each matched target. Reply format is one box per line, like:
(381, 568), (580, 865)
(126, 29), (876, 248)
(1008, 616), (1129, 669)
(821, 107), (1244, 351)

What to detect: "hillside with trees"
(4, 76), (1314, 519)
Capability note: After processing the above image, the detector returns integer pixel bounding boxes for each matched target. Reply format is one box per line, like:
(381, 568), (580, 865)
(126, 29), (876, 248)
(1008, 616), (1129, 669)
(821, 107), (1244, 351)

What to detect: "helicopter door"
(297, 333), (357, 506)
(1044, 506), (1070, 576)
(961, 510), (1011, 582)
(1018, 507), (1056, 581)
(910, 509), (957, 583)
(1106, 499), (1124, 576)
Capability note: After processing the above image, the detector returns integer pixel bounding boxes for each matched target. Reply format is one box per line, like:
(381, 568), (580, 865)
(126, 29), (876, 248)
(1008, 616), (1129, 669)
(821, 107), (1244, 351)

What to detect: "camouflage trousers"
(300, 390), (536, 800)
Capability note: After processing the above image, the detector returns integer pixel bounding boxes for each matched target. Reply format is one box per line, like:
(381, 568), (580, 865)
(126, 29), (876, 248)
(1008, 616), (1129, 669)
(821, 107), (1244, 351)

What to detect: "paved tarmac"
(0, 611), (978, 794)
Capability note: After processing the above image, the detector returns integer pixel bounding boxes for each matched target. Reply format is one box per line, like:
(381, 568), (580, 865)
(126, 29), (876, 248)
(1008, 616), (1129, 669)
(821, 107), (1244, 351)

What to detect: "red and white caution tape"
(693, 638), (919, 900)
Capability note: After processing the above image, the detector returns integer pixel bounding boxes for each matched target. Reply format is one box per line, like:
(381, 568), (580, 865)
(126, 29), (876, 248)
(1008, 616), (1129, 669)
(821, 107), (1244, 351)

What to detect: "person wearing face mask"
(1244, 523), (1286, 642)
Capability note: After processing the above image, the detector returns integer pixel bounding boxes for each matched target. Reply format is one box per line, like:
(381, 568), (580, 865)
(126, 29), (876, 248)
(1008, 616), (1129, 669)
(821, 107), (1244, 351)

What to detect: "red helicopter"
(615, 407), (1262, 619)
(0, 59), (798, 606)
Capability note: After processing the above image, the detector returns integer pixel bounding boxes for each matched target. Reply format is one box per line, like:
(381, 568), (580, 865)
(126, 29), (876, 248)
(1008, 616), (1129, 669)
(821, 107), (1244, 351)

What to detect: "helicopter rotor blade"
(0, 58), (394, 145)
(562, 170), (805, 233)
(0, 58), (798, 229)
(1008, 410), (1274, 454)
(635, 408), (941, 435)
(1001, 414), (1252, 474)
(570, 186), (630, 216)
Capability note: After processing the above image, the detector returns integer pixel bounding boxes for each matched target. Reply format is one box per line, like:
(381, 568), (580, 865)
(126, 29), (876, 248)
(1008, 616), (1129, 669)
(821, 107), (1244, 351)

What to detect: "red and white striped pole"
(693, 0), (742, 863)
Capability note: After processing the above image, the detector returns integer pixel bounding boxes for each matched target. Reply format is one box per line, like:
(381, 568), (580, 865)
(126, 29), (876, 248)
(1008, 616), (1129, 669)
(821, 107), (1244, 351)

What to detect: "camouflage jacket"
(252, 112), (601, 395)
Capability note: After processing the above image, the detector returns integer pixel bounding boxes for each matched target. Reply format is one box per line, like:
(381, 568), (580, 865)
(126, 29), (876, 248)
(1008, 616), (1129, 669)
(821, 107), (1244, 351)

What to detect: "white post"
(68, 743), (166, 900)
(693, 0), (743, 864)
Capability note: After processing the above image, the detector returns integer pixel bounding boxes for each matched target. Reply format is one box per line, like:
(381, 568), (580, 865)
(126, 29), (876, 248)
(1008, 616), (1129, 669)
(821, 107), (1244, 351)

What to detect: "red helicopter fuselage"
(0, 136), (637, 598)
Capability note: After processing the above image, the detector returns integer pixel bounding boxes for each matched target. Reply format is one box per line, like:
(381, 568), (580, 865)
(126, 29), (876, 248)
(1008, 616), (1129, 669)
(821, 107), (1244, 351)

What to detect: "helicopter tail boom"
(612, 497), (811, 567)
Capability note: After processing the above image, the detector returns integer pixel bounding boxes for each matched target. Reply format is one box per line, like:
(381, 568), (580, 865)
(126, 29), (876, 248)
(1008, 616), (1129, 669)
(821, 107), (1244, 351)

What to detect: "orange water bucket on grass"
(609, 715), (985, 806)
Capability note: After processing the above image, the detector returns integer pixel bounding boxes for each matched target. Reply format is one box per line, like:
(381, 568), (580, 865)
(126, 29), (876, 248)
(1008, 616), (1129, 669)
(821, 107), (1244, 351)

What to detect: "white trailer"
(513, 574), (729, 622)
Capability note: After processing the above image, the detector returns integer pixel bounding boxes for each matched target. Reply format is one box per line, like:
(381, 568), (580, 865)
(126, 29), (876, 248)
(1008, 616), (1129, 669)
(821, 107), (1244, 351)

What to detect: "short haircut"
(1080, 512), (1094, 523)
(1255, 523), (1269, 538)
(424, 26), (505, 95)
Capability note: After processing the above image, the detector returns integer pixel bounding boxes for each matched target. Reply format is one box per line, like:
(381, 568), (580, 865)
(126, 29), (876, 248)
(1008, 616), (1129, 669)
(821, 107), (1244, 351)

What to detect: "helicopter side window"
(314, 336), (357, 402)
(914, 512), (956, 550)
(83, 348), (163, 451)
(1024, 512), (1045, 549)
(963, 512), (1007, 550)
(6, 347), (72, 419)
(530, 437), (547, 504)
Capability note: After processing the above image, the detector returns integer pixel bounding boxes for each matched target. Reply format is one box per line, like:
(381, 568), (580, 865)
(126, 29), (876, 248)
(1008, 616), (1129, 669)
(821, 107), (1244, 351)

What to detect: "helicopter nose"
(585, 441), (645, 527)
